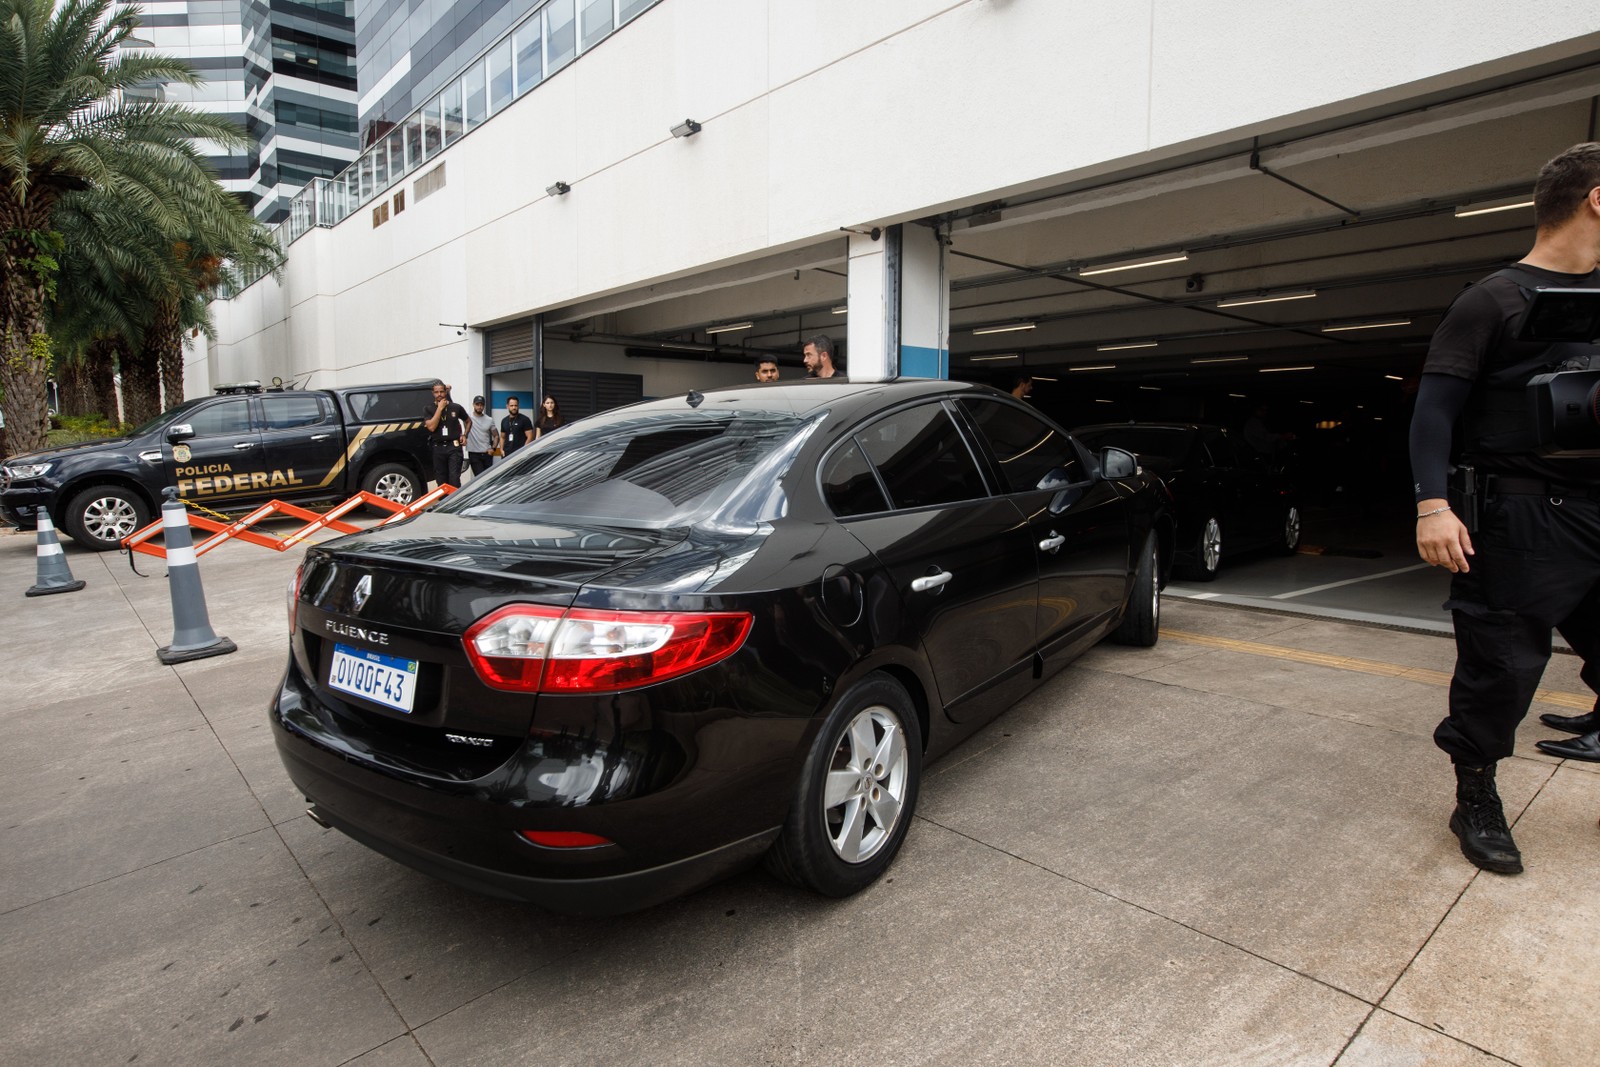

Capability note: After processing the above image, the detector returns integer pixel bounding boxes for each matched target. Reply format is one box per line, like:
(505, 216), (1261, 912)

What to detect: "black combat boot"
(1450, 763), (1522, 875)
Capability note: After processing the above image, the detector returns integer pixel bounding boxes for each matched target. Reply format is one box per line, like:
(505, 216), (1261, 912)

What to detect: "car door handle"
(310, 433), (332, 441)
(910, 570), (952, 593)
(1039, 533), (1065, 554)
(232, 442), (256, 451)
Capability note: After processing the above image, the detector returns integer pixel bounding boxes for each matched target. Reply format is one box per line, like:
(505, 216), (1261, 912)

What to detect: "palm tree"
(0, 0), (252, 453)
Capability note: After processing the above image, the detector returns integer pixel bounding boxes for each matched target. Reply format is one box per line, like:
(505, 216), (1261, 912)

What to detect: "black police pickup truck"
(1, 381), (437, 550)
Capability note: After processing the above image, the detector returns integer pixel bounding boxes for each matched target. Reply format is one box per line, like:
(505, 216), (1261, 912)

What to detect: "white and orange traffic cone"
(155, 489), (236, 664)
(25, 511), (86, 597)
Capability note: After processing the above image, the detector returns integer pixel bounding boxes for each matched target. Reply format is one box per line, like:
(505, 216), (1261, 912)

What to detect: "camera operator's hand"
(1416, 500), (1473, 573)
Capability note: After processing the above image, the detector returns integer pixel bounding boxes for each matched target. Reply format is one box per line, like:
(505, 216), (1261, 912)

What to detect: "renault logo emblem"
(351, 574), (372, 613)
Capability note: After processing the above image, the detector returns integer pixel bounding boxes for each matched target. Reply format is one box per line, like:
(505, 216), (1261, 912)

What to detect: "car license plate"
(329, 643), (419, 714)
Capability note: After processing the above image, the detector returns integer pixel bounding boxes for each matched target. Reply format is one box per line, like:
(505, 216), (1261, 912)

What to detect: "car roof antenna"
(686, 389), (704, 408)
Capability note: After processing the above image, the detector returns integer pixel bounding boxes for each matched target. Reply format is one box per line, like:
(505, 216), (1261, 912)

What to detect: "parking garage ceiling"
(543, 60), (1600, 399)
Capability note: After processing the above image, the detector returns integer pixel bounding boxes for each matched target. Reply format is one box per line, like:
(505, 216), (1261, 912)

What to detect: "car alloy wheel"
(1282, 506), (1302, 552)
(83, 495), (139, 541)
(374, 471), (415, 502)
(823, 706), (911, 863)
(766, 672), (922, 897)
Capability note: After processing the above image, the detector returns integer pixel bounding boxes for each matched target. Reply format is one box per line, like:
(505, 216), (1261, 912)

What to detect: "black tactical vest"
(1461, 267), (1599, 456)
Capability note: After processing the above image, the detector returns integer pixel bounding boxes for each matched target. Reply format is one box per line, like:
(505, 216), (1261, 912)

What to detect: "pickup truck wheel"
(361, 463), (423, 515)
(62, 486), (151, 551)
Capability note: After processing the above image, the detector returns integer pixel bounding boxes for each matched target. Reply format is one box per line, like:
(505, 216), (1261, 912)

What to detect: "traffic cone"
(25, 511), (86, 597)
(155, 488), (236, 664)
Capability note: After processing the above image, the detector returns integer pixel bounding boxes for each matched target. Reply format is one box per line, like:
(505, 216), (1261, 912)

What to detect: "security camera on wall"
(1185, 274), (1205, 293)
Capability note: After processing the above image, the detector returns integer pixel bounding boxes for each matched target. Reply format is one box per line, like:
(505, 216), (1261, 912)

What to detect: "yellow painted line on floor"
(1159, 628), (1592, 711)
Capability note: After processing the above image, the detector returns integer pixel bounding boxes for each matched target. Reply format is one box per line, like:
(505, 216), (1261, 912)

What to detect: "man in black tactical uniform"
(1411, 142), (1600, 876)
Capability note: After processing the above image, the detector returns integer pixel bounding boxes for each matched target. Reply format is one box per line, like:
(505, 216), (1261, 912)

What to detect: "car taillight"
(463, 605), (752, 694)
(287, 562), (305, 633)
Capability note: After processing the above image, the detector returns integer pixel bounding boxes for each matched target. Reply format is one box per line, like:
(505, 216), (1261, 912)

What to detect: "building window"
(488, 38), (513, 116)
(580, 0), (613, 52)
(393, 189), (405, 214)
(441, 80), (463, 146)
(372, 201), (389, 227)
(545, 0), (576, 73)
(514, 17), (543, 95)
(462, 62), (486, 132)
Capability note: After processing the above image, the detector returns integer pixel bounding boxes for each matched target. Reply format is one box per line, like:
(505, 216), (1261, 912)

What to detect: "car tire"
(1111, 533), (1160, 647)
(360, 462), (423, 515)
(1279, 505), (1302, 554)
(766, 673), (922, 898)
(62, 485), (151, 551)
(1181, 514), (1222, 582)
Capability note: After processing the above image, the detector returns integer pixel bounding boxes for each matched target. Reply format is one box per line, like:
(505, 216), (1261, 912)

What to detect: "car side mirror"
(1036, 466), (1073, 491)
(1100, 446), (1138, 480)
(167, 423), (195, 443)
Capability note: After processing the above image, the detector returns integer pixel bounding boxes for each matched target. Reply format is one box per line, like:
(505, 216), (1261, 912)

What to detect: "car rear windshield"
(1077, 426), (1190, 464)
(435, 408), (810, 528)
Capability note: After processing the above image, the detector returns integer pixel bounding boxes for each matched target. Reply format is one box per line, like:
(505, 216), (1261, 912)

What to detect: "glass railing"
(233, 0), (661, 293)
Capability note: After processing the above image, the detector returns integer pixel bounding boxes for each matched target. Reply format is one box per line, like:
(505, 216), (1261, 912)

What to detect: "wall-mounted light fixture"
(546, 181), (570, 196)
(671, 118), (702, 138)
(439, 321), (468, 336)
(1079, 252), (1188, 277)
(705, 321), (753, 335)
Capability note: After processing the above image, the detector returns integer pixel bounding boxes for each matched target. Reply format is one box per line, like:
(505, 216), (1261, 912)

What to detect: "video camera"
(1521, 288), (1600, 455)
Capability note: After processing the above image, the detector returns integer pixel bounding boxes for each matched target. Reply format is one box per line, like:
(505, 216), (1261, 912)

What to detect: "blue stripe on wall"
(899, 345), (949, 380)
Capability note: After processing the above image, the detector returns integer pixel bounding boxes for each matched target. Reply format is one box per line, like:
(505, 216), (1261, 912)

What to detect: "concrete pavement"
(2, 521), (1597, 1066)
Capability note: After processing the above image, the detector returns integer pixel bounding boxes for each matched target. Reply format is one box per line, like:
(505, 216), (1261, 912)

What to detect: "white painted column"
(898, 223), (949, 379)
(844, 224), (949, 381)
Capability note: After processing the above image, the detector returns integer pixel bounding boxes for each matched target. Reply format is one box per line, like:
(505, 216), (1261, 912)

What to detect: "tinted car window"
(822, 440), (889, 517)
(186, 399), (253, 436)
(959, 398), (1081, 492)
(436, 409), (807, 527)
(348, 387), (433, 421)
(261, 394), (331, 429)
(1076, 426), (1191, 464)
(855, 403), (987, 510)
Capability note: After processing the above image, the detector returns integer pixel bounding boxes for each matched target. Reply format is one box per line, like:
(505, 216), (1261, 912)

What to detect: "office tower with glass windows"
(132, 0), (359, 223)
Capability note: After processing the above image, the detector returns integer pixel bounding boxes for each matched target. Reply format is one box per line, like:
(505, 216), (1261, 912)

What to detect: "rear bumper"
(271, 657), (793, 914)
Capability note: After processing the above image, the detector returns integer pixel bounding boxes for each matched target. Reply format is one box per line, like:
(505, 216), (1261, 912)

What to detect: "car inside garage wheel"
(1280, 505), (1302, 554)
(1112, 533), (1160, 647)
(62, 485), (150, 551)
(1182, 514), (1222, 581)
(766, 673), (922, 897)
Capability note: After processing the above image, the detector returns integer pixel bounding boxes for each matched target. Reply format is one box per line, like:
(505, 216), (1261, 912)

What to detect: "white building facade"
(201, 0), (1600, 424)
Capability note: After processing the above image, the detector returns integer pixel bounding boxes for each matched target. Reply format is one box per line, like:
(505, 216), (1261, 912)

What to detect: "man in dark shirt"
(423, 380), (469, 488)
(500, 396), (534, 457)
(1410, 142), (1600, 876)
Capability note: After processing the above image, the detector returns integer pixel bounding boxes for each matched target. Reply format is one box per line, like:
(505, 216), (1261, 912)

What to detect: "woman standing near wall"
(535, 395), (564, 439)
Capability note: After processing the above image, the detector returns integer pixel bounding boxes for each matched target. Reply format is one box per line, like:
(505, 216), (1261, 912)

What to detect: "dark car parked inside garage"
(1073, 422), (1298, 581)
(274, 379), (1171, 913)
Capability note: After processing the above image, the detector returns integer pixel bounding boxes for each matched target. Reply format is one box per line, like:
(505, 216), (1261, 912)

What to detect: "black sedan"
(1073, 422), (1298, 581)
(274, 380), (1170, 914)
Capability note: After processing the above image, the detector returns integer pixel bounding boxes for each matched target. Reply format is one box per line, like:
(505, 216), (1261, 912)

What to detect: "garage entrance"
(519, 59), (1600, 627)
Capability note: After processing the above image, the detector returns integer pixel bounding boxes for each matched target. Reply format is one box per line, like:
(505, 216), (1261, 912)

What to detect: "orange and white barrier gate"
(121, 484), (455, 561)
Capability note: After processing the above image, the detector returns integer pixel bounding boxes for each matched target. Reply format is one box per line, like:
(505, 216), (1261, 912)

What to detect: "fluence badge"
(172, 444), (192, 463)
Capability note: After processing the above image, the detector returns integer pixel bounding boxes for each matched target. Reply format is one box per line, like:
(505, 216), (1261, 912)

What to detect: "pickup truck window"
(187, 399), (253, 436)
(262, 394), (332, 429)
(348, 387), (433, 422)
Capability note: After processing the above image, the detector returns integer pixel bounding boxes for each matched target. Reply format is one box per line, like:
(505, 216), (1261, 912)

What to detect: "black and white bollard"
(156, 488), (236, 664)
(25, 511), (86, 597)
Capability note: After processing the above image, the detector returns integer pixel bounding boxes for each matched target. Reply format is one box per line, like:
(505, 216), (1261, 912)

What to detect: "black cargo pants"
(1436, 490), (1600, 764)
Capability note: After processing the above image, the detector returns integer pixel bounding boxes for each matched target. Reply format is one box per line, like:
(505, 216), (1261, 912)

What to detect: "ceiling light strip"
(1321, 319), (1410, 333)
(1215, 291), (1316, 308)
(1079, 252), (1189, 277)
